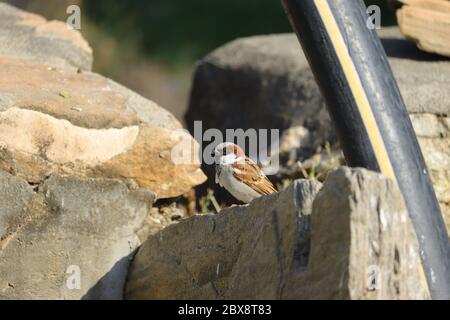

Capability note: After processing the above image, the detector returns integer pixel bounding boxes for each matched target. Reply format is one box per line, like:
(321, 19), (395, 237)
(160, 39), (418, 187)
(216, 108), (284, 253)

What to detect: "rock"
(0, 3), (206, 300)
(186, 26), (450, 152)
(410, 113), (450, 230)
(276, 125), (330, 163)
(0, 170), (155, 299)
(186, 26), (450, 135)
(186, 33), (332, 144)
(0, 3), (93, 71)
(396, 0), (450, 58)
(281, 149), (345, 183)
(0, 57), (206, 199)
(409, 113), (449, 138)
(288, 167), (428, 299)
(386, 55), (450, 116)
(125, 167), (428, 300)
(124, 177), (321, 299)
(136, 205), (189, 241)
(441, 204), (450, 235)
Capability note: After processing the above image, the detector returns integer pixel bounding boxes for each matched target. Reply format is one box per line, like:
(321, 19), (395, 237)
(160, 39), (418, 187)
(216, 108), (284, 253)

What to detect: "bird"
(213, 142), (277, 203)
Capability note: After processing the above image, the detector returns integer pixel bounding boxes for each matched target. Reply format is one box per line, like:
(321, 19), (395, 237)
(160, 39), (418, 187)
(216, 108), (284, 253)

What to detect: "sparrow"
(214, 142), (277, 203)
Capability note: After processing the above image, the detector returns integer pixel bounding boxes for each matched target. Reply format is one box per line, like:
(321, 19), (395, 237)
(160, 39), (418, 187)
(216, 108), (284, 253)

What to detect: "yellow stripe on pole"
(313, 0), (396, 182)
(313, 0), (430, 296)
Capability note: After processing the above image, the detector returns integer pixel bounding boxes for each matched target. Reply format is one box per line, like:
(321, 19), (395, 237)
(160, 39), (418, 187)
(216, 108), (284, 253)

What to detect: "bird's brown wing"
(232, 157), (277, 195)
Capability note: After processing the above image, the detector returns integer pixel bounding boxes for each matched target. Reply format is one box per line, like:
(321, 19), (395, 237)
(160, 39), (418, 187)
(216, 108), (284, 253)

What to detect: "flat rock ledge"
(125, 167), (429, 300)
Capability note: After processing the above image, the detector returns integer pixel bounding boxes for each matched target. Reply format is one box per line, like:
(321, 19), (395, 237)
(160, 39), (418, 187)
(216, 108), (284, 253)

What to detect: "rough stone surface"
(0, 3), (93, 71)
(396, 0), (450, 58)
(125, 177), (321, 299)
(186, 33), (332, 142)
(125, 167), (428, 300)
(0, 170), (155, 299)
(290, 167), (428, 299)
(0, 57), (206, 199)
(136, 205), (189, 242)
(411, 113), (450, 231)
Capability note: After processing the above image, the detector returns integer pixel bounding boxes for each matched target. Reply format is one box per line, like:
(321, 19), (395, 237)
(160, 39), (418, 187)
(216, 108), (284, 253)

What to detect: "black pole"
(281, 0), (450, 299)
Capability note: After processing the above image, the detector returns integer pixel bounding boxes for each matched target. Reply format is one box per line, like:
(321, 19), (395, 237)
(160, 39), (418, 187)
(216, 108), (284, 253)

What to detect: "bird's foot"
(230, 203), (249, 207)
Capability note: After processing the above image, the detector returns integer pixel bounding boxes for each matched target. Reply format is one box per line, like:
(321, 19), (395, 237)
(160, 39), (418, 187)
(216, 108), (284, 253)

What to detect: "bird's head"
(214, 142), (245, 165)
